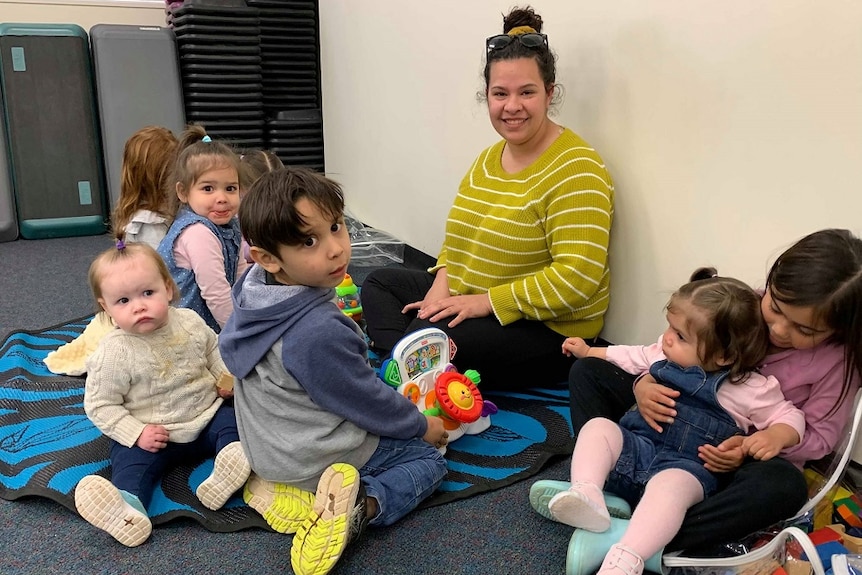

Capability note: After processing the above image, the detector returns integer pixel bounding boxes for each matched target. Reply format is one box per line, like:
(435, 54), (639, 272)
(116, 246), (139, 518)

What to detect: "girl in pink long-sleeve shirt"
(156, 125), (249, 331)
(548, 269), (805, 575)
(532, 229), (862, 575)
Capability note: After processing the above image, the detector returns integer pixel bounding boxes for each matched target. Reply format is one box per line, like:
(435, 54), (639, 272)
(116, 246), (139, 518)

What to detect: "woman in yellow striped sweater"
(362, 6), (615, 389)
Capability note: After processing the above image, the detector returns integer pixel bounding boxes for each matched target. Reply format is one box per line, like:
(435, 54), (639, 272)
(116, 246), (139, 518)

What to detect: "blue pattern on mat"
(0, 316), (575, 529)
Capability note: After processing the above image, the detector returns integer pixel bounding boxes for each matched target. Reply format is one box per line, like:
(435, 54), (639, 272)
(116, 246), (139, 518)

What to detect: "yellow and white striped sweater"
(433, 128), (614, 338)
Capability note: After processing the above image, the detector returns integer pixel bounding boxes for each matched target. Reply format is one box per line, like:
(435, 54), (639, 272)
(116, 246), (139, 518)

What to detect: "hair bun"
(503, 6), (543, 34)
(689, 266), (719, 282)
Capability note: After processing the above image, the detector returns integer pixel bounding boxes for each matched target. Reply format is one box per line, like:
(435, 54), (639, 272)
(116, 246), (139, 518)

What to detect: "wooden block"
(217, 373), (234, 392)
(810, 526), (844, 545)
(829, 524), (862, 553)
(784, 557), (812, 575)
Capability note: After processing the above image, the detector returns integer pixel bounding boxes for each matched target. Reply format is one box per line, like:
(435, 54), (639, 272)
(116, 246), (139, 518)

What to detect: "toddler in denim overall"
(608, 359), (743, 505)
(546, 268), (806, 575)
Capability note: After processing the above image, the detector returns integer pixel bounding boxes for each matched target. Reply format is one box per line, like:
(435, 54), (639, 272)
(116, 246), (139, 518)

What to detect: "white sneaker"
(196, 441), (252, 510)
(74, 475), (152, 547)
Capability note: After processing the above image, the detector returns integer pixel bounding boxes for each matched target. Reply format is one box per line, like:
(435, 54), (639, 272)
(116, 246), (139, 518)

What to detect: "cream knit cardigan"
(84, 307), (228, 447)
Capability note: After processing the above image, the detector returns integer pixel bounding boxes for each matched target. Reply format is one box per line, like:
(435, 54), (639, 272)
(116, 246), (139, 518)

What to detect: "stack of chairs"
(266, 109), (325, 174)
(170, 0), (265, 150)
(248, 0), (325, 172)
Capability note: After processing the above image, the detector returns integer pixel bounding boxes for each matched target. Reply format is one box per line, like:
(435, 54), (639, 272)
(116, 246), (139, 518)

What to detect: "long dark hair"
(767, 228), (862, 415)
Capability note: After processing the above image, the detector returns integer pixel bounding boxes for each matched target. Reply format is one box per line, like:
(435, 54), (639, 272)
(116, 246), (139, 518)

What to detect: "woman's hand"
(415, 294), (493, 328)
(137, 424), (169, 453)
(698, 435), (745, 472)
(402, 268), (451, 314)
(634, 373), (680, 433)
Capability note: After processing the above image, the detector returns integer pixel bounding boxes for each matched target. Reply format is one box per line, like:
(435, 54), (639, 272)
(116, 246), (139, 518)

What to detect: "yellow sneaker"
(290, 463), (368, 575)
(74, 475), (152, 547)
(196, 441), (252, 511)
(243, 473), (314, 534)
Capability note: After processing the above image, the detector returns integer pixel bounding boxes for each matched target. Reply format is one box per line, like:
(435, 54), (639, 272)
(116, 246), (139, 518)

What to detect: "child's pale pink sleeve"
(174, 224), (235, 328)
(739, 374), (806, 441)
(604, 336), (666, 375)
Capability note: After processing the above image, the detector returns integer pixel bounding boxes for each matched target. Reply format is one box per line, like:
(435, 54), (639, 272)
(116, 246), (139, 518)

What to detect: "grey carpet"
(0, 234), (576, 575)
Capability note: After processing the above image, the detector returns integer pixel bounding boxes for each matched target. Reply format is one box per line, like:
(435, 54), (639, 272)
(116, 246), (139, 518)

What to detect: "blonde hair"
(238, 149), (284, 196)
(168, 124), (241, 215)
(111, 126), (179, 234)
(88, 238), (178, 311)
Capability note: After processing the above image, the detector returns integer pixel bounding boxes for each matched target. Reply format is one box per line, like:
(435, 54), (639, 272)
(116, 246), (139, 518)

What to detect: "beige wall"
(1, 1), (860, 344)
(0, 1), (165, 29)
(320, 0), (862, 344)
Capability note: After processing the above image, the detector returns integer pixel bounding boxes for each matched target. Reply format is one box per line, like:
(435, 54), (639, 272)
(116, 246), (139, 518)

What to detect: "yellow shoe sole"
(243, 474), (314, 534)
(290, 463), (361, 575)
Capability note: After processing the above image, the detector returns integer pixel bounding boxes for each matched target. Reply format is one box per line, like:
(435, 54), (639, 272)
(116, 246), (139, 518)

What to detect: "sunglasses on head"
(486, 33), (548, 54)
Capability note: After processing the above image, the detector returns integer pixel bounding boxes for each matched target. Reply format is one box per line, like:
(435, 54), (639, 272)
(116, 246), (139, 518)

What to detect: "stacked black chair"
(169, 0), (265, 149)
(247, 0), (324, 171)
(266, 109), (324, 173)
(248, 0), (320, 114)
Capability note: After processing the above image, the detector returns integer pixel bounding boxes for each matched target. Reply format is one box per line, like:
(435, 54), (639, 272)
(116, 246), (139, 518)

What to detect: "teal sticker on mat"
(11, 47), (26, 72)
(78, 181), (93, 205)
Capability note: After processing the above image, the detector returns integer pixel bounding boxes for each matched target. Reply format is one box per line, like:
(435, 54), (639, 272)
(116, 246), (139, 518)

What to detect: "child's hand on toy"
(216, 387), (234, 399)
(698, 435), (745, 472)
(137, 424), (169, 453)
(423, 415), (449, 449)
(634, 373), (681, 433)
(561, 337), (591, 358)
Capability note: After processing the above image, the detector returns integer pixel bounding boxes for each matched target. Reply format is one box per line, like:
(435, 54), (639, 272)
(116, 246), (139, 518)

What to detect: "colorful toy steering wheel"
(426, 370), (483, 424)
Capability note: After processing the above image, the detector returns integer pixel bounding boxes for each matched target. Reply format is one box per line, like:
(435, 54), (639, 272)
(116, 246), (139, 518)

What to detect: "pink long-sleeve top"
(174, 223), (249, 328)
(605, 337), (807, 466)
(759, 343), (858, 466)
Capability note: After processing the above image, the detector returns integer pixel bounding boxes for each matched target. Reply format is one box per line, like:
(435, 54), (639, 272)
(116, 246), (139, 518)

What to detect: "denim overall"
(605, 359), (743, 506)
(157, 206), (241, 332)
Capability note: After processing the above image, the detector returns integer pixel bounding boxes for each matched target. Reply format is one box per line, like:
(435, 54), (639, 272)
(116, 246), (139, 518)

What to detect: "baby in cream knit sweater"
(73, 239), (250, 547)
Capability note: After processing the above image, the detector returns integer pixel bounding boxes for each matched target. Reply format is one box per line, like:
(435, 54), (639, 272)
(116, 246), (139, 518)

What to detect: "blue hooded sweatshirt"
(219, 265), (428, 490)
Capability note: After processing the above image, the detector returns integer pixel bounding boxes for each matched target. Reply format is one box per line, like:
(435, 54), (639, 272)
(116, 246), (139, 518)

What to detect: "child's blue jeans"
(359, 436), (447, 526)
